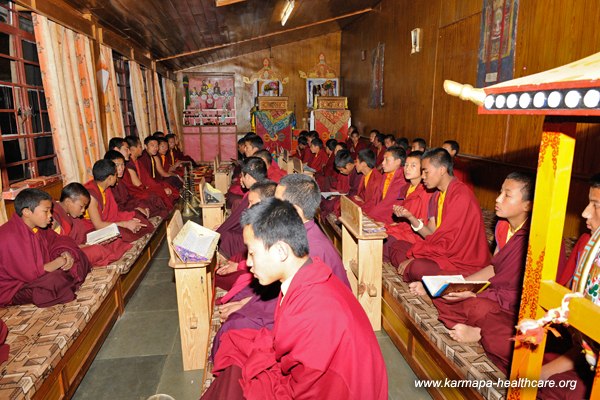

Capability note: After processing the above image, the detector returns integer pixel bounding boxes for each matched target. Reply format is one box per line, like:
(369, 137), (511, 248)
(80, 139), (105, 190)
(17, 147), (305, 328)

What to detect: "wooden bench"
(0, 215), (168, 400)
(166, 210), (217, 372)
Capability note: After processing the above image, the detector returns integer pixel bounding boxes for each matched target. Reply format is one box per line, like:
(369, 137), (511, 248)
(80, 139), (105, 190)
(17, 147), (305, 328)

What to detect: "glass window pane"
(34, 136), (53, 157)
(21, 40), (37, 63)
(3, 137), (27, 163)
(0, 5), (10, 25)
(39, 90), (46, 110)
(0, 57), (17, 83)
(25, 64), (42, 86)
(18, 14), (33, 34)
(41, 112), (50, 131)
(0, 111), (17, 134)
(37, 157), (57, 176)
(7, 163), (30, 182)
(0, 32), (10, 55)
(0, 85), (13, 109)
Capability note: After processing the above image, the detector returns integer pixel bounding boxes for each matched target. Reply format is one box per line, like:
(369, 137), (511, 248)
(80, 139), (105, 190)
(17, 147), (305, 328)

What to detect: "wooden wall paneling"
(572, 122), (600, 176)
(182, 31), (342, 132)
(340, 0), (440, 138)
(16, 0), (94, 37)
(431, 13), (508, 158)
(439, 0), (481, 28)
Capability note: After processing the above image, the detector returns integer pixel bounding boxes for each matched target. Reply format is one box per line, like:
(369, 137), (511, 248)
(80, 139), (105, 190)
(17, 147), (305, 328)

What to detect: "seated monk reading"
(126, 135), (177, 209)
(0, 189), (91, 307)
(307, 137), (328, 172)
(412, 173), (534, 375)
(83, 159), (152, 243)
(53, 183), (132, 266)
(320, 149), (362, 217)
(104, 150), (168, 219)
(363, 146), (408, 224)
(315, 140), (344, 191)
(295, 135), (310, 163)
(536, 174), (600, 400)
(389, 148), (490, 282)
(254, 149), (286, 183)
(202, 198), (388, 400)
(226, 134), (264, 210)
(353, 148), (383, 207)
(383, 150), (432, 260)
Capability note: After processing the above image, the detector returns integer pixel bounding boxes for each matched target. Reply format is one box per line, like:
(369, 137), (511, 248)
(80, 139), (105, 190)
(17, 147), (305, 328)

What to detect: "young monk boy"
(414, 173), (534, 375)
(363, 146), (408, 224)
(307, 137), (328, 172)
(320, 150), (362, 217)
(383, 150), (432, 260)
(254, 149), (286, 183)
(53, 183), (132, 266)
(346, 128), (369, 160)
(353, 148), (383, 207)
(0, 189), (90, 307)
(388, 148), (490, 281)
(442, 139), (471, 188)
(83, 159), (152, 242)
(141, 136), (183, 190)
(203, 198), (387, 400)
(411, 137), (427, 152)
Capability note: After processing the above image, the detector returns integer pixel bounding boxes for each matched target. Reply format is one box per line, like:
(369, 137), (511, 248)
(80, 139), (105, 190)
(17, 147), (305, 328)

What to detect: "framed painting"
(307, 78), (339, 108)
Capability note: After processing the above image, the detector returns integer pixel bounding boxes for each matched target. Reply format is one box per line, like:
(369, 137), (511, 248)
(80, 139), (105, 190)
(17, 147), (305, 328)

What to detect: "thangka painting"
(243, 58), (289, 100)
(369, 43), (385, 109)
(477, 0), (519, 87)
(183, 74), (235, 111)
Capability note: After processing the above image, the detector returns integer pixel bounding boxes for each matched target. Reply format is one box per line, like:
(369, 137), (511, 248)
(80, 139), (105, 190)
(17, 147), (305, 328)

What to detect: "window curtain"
(99, 44), (125, 141)
(153, 72), (168, 134)
(165, 78), (182, 136)
(128, 61), (150, 141)
(33, 14), (104, 184)
(145, 68), (157, 134)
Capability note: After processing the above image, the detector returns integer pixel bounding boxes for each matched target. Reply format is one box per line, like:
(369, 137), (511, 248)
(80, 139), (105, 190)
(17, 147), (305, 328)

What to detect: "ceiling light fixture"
(281, 0), (295, 26)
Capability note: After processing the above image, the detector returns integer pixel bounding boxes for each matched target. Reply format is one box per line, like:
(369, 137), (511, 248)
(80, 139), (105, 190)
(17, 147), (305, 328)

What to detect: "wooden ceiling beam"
(215, 0), (246, 6)
(157, 7), (373, 63)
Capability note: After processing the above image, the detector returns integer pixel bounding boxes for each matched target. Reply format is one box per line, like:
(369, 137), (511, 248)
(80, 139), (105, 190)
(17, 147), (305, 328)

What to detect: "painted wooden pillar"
(508, 130), (575, 399)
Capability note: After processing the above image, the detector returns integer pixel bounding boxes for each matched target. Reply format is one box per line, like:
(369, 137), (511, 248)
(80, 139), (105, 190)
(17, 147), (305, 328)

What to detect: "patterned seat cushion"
(0, 267), (120, 399)
(107, 216), (163, 275)
(382, 262), (507, 400)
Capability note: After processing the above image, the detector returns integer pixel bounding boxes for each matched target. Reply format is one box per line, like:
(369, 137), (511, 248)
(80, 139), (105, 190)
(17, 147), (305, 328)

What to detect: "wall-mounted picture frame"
(306, 78), (339, 108)
(257, 79), (282, 96)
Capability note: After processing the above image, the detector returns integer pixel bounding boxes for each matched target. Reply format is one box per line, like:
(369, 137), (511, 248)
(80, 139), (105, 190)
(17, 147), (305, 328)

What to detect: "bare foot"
(408, 281), (427, 296)
(218, 296), (251, 322)
(449, 323), (481, 343)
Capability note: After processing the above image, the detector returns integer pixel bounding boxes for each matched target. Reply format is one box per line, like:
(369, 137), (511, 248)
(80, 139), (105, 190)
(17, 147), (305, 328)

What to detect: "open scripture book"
(172, 220), (220, 262)
(86, 223), (120, 245)
(422, 275), (490, 297)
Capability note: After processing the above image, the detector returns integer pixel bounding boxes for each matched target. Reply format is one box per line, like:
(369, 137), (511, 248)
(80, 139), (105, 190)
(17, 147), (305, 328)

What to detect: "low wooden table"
(167, 211), (216, 371)
(338, 196), (387, 331)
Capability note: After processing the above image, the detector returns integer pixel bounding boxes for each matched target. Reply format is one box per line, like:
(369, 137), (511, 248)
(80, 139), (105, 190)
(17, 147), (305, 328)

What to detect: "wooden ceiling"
(61, 0), (381, 71)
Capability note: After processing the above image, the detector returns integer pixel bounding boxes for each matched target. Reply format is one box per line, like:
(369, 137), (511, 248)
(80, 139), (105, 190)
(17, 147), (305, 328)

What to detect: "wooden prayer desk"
(198, 178), (225, 229)
(338, 195), (387, 331)
(167, 210), (216, 371)
(213, 156), (233, 194)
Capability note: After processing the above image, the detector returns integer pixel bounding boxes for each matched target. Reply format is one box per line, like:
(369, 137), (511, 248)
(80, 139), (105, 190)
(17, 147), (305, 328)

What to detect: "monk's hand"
(218, 297), (251, 322)
(354, 195), (363, 203)
(393, 205), (413, 219)
(216, 261), (239, 276)
(164, 187), (173, 196)
(397, 258), (413, 275)
(442, 291), (476, 301)
(60, 252), (74, 271)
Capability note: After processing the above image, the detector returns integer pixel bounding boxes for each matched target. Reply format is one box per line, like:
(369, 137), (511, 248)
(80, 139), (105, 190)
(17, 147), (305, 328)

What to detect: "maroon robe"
(112, 177), (168, 219)
(302, 147), (314, 164)
(308, 149), (328, 172)
(321, 168), (362, 217)
(557, 233), (590, 288)
(355, 169), (383, 207)
(374, 147), (385, 168)
(127, 158), (176, 209)
(385, 183), (431, 243)
(0, 214), (90, 307)
(217, 194), (250, 259)
(267, 160), (286, 183)
(83, 181), (153, 242)
(452, 156), (472, 190)
(211, 222), (351, 358)
(0, 319), (8, 365)
(390, 179), (490, 280)
(346, 137), (370, 160)
(363, 168), (407, 223)
(173, 147), (197, 167)
(139, 150), (183, 191)
(208, 259), (387, 400)
(53, 202), (132, 266)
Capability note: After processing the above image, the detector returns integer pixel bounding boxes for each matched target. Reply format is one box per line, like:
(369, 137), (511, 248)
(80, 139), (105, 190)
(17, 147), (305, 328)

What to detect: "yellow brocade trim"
(436, 190), (446, 229)
(382, 172), (394, 199)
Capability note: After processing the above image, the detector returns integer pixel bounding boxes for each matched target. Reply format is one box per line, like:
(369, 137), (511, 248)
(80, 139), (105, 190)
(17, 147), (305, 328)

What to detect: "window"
(0, 1), (57, 189)
(113, 52), (137, 136)
(158, 75), (170, 133)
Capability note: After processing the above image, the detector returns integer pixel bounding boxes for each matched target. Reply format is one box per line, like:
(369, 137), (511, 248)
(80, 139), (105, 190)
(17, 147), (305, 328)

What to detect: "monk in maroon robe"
(442, 140), (473, 190)
(105, 150), (169, 219)
(320, 150), (362, 217)
(307, 138), (328, 173)
(126, 135), (177, 209)
(346, 128), (370, 160)
(167, 133), (197, 167)
(83, 159), (152, 243)
(0, 189), (90, 307)
(363, 147), (408, 224)
(53, 182), (132, 266)
(391, 148), (490, 281)
(139, 137), (182, 192)
(352, 148), (383, 208)
(255, 150), (286, 184)
(203, 198), (387, 400)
